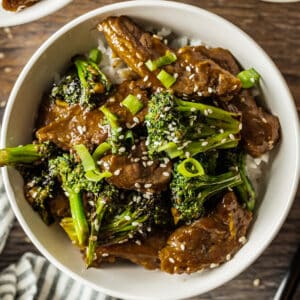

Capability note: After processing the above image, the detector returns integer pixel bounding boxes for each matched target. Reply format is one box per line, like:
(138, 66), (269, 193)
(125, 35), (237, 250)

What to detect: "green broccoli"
(170, 157), (242, 223)
(51, 48), (111, 110)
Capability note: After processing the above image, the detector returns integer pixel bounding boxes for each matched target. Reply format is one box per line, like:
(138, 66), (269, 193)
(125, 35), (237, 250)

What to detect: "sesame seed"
(133, 117), (139, 123)
(135, 240), (141, 246)
(185, 151), (191, 157)
(180, 244), (185, 251)
(219, 129), (224, 133)
(197, 91), (203, 97)
(102, 253), (109, 257)
(210, 263), (219, 269)
(163, 171), (170, 177)
(189, 74), (195, 80)
(119, 147), (126, 153)
(0, 53), (4, 59)
(142, 161), (147, 167)
(142, 156), (148, 161)
(114, 169), (121, 176)
(250, 77), (255, 83)
(131, 144), (136, 150)
(169, 257), (175, 264)
(239, 123), (243, 130)
(144, 183), (152, 188)
(136, 94), (142, 99)
(201, 141), (208, 146)
(253, 278), (261, 287)
(159, 163), (167, 168)
(137, 62), (143, 67)
(229, 134), (235, 140)
(186, 66), (191, 72)
(147, 227), (152, 232)
(124, 215), (131, 221)
(164, 39), (168, 45)
(4, 67), (12, 73)
(221, 138), (227, 144)
(118, 135), (124, 140)
(132, 221), (139, 226)
(173, 73), (178, 79)
(190, 107), (196, 112)
(238, 236), (247, 244)
(134, 158), (140, 162)
(226, 254), (231, 261)
(207, 108), (213, 114)
(135, 183), (141, 188)
(147, 160), (154, 166)
(261, 117), (267, 123)
(204, 109), (208, 116)
(193, 86), (199, 92)
(143, 75), (149, 82)
(208, 87), (213, 93)
(163, 157), (170, 164)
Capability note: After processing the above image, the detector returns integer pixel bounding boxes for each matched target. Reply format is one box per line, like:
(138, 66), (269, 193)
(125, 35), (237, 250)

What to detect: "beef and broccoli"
(0, 16), (280, 274)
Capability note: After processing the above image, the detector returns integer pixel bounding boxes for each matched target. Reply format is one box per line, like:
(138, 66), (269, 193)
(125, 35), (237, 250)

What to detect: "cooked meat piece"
(99, 16), (167, 87)
(36, 103), (107, 151)
(100, 152), (172, 193)
(99, 16), (241, 99)
(2, 0), (39, 11)
(229, 90), (280, 157)
(197, 47), (280, 156)
(94, 230), (170, 270)
(159, 192), (252, 274)
(166, 46), (241, 99)
(49, 192), (69, 218)
(105, 80), (149, 127)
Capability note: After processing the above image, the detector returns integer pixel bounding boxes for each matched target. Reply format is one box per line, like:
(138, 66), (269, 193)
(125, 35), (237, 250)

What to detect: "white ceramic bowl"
(1, 1), (300, 299)
(0, 0), (72, 27)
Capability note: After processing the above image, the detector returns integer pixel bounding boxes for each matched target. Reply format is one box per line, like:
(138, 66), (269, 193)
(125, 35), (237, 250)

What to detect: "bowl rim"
(1, 1), (300, 299)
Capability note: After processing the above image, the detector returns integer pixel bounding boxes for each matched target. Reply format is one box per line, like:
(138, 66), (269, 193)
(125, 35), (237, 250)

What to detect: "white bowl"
(1, 1), (300, 299)
(0, 0), (72, 27)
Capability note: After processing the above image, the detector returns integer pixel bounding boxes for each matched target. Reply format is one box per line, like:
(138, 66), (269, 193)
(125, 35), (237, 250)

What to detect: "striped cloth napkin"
(0, 176), (114, 300)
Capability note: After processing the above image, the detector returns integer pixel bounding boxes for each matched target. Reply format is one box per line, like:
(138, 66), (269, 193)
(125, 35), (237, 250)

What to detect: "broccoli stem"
(86, 198), (107, 267)
(60, 217), (79, 245)
(0, 143), (49, 166)
(68, 189), (89, 246)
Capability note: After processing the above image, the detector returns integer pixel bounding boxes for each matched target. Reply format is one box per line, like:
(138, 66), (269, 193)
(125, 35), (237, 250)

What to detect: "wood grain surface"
(0, 0), (299, 299)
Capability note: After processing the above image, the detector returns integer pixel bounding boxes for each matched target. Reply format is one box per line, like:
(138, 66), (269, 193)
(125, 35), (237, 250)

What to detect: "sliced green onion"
(145, 50), (177, 71)
(92, 142), (111, 161)
(121, 94), (144, 115)
(89, 48), (102, 64)
(157, 70), (177, 89)
(158, 142), (183, 159)
(237, 68), (261, 88)
(85, 170), (112, 182)
(60, 217), (79, 245)
(74, 144), (96, 172)
(177, 158), (205, 178)
(100, 105), (118, 128)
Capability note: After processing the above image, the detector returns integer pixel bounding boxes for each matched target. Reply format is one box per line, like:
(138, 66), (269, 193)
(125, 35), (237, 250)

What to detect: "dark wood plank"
(0, 0), (299, 299)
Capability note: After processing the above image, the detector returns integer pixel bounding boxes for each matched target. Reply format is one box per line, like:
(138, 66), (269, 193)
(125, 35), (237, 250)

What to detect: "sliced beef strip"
(94, 230), (170, 270)
(36, 102), (107, 151)
(159, 192), (252, 274)
(197, 46), (280, 157)
(99, 152), (172, 193)
(99, 16), (241, 99)
(104, 80), (149, 127)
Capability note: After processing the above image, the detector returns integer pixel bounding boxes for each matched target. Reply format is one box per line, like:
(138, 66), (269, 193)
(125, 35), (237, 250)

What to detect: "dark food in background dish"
(0, 16), (280, 274)
(2, 0), (40, 11)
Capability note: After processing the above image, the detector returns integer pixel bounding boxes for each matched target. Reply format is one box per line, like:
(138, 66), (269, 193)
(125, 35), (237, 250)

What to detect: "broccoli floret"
(0, 142), (56, 167)
(51, 49), (112, 110)
(22, 166), (57, 225)
(145, 92), (241, 158)
(170, 159), (242, 223)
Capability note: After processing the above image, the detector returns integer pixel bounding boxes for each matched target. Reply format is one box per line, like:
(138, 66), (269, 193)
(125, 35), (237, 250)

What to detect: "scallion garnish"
(85, 170), (112, 182)
(100, 105), (118, 128)
(121, 94), (144, 115)
(158, 142), (183, 159)
(74, 144), (96, 172)
(145, 50), (177, 71)
(157, 70), (177, 88)
(88, 48), (102, 64)
(177, 158), (205, 178)
(237, 68), (261, 88)
(92, 142), (111, 161)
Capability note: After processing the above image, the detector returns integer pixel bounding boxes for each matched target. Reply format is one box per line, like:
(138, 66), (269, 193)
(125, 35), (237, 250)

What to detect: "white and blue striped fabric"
(0, 176), (116, 300)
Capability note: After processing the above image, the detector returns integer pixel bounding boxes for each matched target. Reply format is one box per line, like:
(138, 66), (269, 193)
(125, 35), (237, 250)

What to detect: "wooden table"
(0, 0), (299, 299)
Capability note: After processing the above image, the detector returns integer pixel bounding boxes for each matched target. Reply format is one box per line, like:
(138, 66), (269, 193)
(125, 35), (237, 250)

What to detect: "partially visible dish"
(0, 0), (72, 27)
(2, 0), (41, 12)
